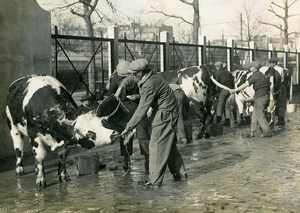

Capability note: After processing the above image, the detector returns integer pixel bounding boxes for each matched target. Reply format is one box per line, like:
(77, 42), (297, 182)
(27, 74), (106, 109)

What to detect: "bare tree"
(241, 1), (266, 47)
(260, 0), (299, 46)
(53, 0), (116, 99)
(151, 0), (200, 44)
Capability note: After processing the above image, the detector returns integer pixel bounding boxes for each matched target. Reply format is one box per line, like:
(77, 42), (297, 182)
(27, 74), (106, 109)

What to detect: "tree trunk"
(192, 0), (200, 44)
(283, 0), (289, 45)
(83, 5), (96, 96)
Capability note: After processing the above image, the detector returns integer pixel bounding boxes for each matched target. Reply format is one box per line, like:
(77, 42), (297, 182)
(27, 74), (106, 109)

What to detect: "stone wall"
(0, 0), (51, 158)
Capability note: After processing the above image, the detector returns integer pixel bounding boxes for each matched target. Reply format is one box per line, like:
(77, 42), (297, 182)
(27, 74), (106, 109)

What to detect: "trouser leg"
(174, 90), (186, 142)
(148, 120), (184, 186)
(255, 95), (271, 134)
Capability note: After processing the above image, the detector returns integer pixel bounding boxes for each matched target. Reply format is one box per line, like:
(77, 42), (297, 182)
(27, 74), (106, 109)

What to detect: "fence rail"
(52, 26), (300, 101)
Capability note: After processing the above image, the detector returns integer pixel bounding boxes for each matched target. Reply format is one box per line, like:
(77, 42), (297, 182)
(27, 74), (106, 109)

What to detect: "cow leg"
(204, 101), (213, 139)
(204, 113), (211, 139)
(57, 145), (71, 182)
(6, 106), (25, 175)
(235, 97), (245, 124)
(193, 101), (206, 139)
(31, 137), (47, 189)
(193, 102), (202, 139)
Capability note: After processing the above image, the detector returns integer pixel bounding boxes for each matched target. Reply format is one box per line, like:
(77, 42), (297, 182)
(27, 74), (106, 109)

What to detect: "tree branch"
(288, 31), (297, 36)
(70, 9), (84, 17)
(150, 6), (193, 25)
(271, 1), (284, 10)
(105, 0), (117, 13)
(52, 1), (80, 11)
(259, 21), (283, 31)
(288, 0), (298, 8)
(289, 13), (300, 17)
(94, 8), (104, 22)
(178, 0), (193, 6)
(268, 5), (284, 19)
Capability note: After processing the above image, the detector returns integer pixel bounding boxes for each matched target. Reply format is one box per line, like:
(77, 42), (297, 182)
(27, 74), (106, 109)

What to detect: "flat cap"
(268, 57), (278, 63)
(129, 58), (150, 73)
(214, 61), (223, 68)
(116, 60), (131, 76)
(249, 61), (262, 69)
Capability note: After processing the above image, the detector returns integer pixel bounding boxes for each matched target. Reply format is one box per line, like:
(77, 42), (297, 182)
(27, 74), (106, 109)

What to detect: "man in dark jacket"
(265, 57), (282, 128)
(214, 61), (234, 126)
(231, 61), (272, 138)
(275, 67), (292, 128)
(107, 60), (150, 172)
(121, 58), (187, 187)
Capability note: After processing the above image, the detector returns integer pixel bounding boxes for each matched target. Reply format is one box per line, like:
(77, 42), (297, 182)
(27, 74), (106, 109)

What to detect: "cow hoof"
(197, 133), (203, 139)
(36, 181), (46, 190)
(15, 167), (25, 176)
(59, 175), (71, 182)
(204, 133), (211, 139)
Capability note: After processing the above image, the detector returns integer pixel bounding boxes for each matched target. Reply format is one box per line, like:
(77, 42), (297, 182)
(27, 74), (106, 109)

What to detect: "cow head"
(73, 112), (119, 149)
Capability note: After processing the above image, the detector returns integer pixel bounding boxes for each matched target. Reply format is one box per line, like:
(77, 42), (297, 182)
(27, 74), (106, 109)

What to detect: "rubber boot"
(144, 155), (149, 174)
(224, 118), (230, 127)
(275, 116), (285, 128)
(123, 155), (130, 170)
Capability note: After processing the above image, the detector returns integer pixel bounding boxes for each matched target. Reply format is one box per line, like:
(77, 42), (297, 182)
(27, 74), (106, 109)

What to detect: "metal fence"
(52, 27), (300, 101)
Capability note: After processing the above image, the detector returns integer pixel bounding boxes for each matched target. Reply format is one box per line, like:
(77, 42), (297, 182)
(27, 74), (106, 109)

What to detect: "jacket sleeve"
(126, 84), (155, 130)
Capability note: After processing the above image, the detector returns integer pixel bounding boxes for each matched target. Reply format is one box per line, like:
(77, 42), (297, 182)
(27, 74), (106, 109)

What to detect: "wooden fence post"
(296, 49), (300, 85)
(249, 41), (255, 62)
(198, 35), (206, 65)
(227, 39), (234, 71)
(284, 45), (289, 69)
(160, 31), (169, 72)
(268, 43), (274, 62)
(107, 25), (119, 78)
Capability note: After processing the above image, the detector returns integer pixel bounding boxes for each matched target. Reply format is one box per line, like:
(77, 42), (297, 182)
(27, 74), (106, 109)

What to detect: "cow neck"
(96, 97), (123, 119)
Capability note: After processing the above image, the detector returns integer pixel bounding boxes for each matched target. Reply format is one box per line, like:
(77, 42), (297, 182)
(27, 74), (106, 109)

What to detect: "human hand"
(121, 128), (130, 137)
(122, 129), (136, 145)
(229, 89), (235, 94)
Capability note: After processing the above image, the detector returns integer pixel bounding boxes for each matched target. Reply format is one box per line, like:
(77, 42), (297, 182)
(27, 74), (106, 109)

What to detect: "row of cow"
(6, 64), (279, 189)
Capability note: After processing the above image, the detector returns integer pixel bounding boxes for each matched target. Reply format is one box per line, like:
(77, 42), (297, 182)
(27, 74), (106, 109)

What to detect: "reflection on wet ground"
(1, 113), (300, 212)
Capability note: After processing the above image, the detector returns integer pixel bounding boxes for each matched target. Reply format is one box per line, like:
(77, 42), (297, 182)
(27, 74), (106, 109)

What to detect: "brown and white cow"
(6, 75), (119, 189)
(158, 65), (215, 139)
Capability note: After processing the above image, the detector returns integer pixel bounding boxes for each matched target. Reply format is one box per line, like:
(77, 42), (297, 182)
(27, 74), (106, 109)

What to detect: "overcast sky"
(38, 0), (300, 41)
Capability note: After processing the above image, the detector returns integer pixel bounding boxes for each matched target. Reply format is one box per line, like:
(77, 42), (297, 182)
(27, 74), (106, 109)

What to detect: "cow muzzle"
(110, 130), (120, 143)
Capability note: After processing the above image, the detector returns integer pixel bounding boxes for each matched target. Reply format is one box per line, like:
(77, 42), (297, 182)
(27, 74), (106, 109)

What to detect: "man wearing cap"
(232, 61), (272, 137)
(121, 58), (187, 187)
(106, 60), (141, 171)
(114, 64), (151, 174)
(214, 61), (234, 126)
(275, 66), (292, 128)
(221, 61), (272, 138)
(265, 57), (282, 128)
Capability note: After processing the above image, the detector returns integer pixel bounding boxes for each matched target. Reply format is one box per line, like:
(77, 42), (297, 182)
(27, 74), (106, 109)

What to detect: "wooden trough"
(74, 153), (100, 176)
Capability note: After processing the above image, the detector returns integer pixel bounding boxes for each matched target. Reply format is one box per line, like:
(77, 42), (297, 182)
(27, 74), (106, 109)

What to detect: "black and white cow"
(6, 75), (119, 189)
(232, 65), (285, 124)
(232, 69), (255, 123)
(158, 65), (215, 139)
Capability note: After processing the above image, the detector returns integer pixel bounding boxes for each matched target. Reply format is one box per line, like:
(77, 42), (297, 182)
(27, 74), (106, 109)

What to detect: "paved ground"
(1, 102), (300, 212)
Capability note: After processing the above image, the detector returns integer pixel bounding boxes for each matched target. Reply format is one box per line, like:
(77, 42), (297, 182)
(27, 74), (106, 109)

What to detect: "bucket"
(74, 153), (100, 176)
(287, 103), (297, 113)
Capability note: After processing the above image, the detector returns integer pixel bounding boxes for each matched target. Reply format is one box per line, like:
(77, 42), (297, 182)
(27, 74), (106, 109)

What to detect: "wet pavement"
(1, 110), (300, 213)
